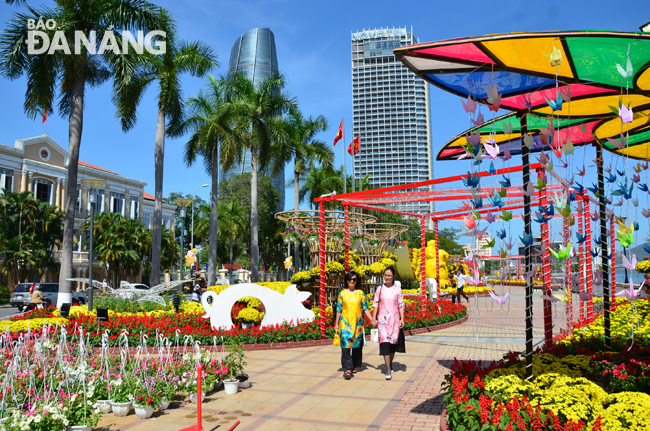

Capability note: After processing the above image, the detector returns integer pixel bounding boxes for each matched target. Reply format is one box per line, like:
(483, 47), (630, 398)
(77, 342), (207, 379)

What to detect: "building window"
(33, 179), (53, 204)
(130, 197), (140, 219)
(110, 192), (124, 216)
(143, 212), (152, 229)
(0, 169), (12, 193)
(162, 215), (170, 230)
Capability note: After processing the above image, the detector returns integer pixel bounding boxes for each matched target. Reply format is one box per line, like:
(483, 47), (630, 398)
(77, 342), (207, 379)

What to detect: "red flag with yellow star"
(348, 135), (360, 156)
(333, 120), (343, 146)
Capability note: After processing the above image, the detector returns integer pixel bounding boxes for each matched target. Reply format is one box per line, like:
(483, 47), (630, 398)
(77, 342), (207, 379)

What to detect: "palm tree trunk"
(208, 141), (219, 286)
(58, 75), (85, 307)
(150, 104), (166, 287)
(229, 235), (234, 284)
(294, 168), (300, 268)
(250, 145), (259, 282)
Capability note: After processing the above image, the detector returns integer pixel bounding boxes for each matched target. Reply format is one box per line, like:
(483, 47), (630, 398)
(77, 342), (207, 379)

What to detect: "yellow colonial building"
(0, 134), (176, 287)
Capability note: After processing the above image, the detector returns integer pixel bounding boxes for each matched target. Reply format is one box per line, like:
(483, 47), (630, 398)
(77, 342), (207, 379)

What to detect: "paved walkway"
(97, 288), (578, 431)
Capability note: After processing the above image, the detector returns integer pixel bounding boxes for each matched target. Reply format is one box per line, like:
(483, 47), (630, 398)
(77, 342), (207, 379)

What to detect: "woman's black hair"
(344, 271), (361, 284)
(384, 267), (396, 276)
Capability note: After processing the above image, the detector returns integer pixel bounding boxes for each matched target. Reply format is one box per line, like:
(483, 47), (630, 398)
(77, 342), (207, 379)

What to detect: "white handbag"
(370, 328), (379, 343)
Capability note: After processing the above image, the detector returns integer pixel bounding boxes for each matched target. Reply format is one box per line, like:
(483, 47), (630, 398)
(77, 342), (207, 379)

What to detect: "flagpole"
(343, 117), (346, 196)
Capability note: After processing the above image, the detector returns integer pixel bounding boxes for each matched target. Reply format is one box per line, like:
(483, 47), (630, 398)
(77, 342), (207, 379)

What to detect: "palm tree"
(0, 1), (160, 305)
(222, 72), (296, 281)
(216, 200), (246, 284)
(299, 165), (342, 210)
(273, 108), (332, 260)
(113, 9), (217, 287)
(181, 76), (237, 286)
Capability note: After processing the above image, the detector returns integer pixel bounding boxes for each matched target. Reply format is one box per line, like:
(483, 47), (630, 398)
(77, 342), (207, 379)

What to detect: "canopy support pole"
(521, 113), (534, 381)
(319, 201), (326, 339)
(563, 215), (570, 329)
(596, 143), (611, 350)
(611, 216), (616, 312)
(578, 200), (585, 323)
(420, 217), (426, 310)
(434, 220), (440, 302)
(584, 198), (594, 324)
(539, 169), (552, 349)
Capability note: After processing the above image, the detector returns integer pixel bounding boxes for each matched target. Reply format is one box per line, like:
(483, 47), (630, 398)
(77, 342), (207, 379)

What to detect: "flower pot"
(224, 379), (239, 395)
(237, 373), (250, 389)
(241, 322), (254, 329)
(189, 392), (206, 404)
(69, 426), (92, 431)
(110, 400), (132, 417)
(134, 404), (154, 419)
(97, 399), (112, 414)
(159, 399), (170, 410)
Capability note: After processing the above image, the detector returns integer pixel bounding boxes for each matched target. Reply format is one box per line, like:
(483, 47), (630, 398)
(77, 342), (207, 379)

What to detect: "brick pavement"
(96, 287), (575, 430)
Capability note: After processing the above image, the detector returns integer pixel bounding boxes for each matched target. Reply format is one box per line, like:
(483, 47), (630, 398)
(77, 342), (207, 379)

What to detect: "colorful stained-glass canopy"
(394, 31), (650, 118)
(438, 109), (650, 161)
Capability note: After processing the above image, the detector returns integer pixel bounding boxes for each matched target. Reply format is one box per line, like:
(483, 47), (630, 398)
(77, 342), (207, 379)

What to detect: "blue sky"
(1, 0), (649, 252)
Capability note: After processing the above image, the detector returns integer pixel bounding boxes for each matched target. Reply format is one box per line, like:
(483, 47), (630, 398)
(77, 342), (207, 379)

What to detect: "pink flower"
(137, 395), (143, 401)
(147, 396), (153, 404)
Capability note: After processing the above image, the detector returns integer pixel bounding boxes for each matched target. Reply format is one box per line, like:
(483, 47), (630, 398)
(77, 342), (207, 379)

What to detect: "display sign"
(352, 28), (406, 41)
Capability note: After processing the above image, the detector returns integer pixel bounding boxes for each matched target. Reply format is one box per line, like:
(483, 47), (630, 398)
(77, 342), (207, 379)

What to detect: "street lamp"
(81, 179), (106, 311)
(175, 198), (194, 293)
(191, 184), (209, 250)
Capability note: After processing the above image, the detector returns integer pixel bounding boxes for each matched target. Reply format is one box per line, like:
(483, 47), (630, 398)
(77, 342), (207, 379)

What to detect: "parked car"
(10, 283), (87, 312)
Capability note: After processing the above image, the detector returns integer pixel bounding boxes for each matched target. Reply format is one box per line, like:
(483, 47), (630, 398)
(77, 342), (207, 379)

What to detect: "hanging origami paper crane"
(483, 141), (500, 160)
(544, 45), (562, 66)
(500, 147), (512, 162)
(498, 247), (507, 258)
(471, 112), (485, 127)
(606, 132), (628, 150)
(502, 122), (514, 134)
(616, 280), (644, 300)
(463, 250), (473, 263)
(462, 96), (477, 113)
(523, 133), (535, 149)
(486, 85), (501, 111)
(488, 190), (503, 208)
(616, 54), (634, 79)
(499, 176), (511, 188)
(564, 138), (575, 155)
(485, 211), (497, 223)
(642, 209), (650, 218)
(622, 254), (638, 271)
(576, 232), (586, 244)
(488, 290), (510, 304)
(500, 210), (513, 222)
(472, 195), (483, 209)
(520, 233), (533, 247)
(504, 237), (515, 251)
(632, 173), (641, 183)
(612, 177), (634, 199)
(573, 182), (584, 194)
(545, 91), (563, 112)
(461, 269), (481, 286)
(462, 171), (480, 188)
(482, 238), (496, 249)
(616, 219), (635, 248)
(463, 215), (476, 230)
(496, 229), (506, 240)
(534, 211), (549, 224)
(550, 243), (573, 260)
(484, 161), (496, 174)
(639, 183), (648, 192)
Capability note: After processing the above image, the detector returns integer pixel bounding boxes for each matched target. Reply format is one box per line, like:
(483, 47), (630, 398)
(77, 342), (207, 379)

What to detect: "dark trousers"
(341, 346), (363, 370)
(453, 286), (469, 303)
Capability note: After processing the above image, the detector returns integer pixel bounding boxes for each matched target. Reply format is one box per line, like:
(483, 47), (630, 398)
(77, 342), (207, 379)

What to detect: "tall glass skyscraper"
(222, 28), (285, 211)
(351, 27), (434, 215)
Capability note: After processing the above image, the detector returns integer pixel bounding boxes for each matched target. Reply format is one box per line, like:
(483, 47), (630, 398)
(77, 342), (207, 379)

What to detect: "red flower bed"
(18, 297), (466, 347)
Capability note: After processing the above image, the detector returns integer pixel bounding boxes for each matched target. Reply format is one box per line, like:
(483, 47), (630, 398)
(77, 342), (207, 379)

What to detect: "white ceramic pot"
(68, 426), (92, 431)
(134, 404), (154, 419)
(224, 379), (239, 395)
(241, 322), (254, 329)
(189, 392), (206, 404)
(159, 399), (170, 410)
(97, 399), (112, 414)
(110, 400), (132, 417)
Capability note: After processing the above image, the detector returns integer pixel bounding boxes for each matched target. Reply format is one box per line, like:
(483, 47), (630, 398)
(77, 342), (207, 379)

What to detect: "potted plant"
(132, 384), (161, 419)
(109, 377), (134, 417)
(224, 343), (247, 394)
(237, 307), (260, 329)
(636, 259), (650, 279)
(182, 369), (206, 404)
(66, 390), (102, 430)
(325, 261), (344, 277)
(156, 379), (177, 410)
(94, 379), (112, 414)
